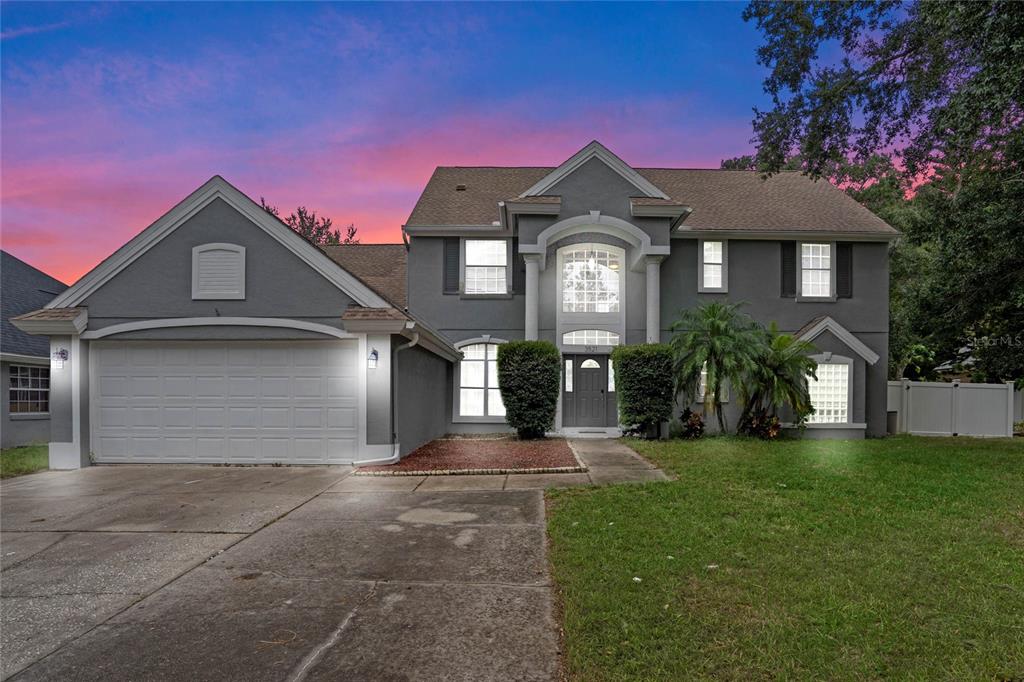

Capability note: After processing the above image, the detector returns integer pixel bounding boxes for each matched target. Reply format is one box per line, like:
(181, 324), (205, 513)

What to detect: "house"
(13, 141), (897, 470)
(1, 251), (68, 448)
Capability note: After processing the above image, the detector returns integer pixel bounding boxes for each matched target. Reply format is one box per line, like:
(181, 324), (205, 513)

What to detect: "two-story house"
(404, 141), (895, 439)
(13, 141), (895, 470)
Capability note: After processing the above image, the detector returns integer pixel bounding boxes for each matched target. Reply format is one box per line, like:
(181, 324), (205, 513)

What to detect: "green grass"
(547, 436), (1024, 681)
(0, 444), (49, 479)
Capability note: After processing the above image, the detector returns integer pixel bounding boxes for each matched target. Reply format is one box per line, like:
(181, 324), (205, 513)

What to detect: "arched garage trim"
(80, 317), (355, 340)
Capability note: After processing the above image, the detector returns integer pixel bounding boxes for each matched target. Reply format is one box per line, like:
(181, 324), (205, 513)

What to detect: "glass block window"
(801, 243), (831, 297)
(562, 247), (621, 313)
(702, 241), (724, 289)
(562, 330), (620, 346)
(8, 365), (50, 414)
(464, 240), (508, 294)
(807, 363), (849, 423)
(459, 343), (505, 417)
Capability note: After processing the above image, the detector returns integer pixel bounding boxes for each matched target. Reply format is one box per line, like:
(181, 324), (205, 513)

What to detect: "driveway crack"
(286, 580), (380, 682)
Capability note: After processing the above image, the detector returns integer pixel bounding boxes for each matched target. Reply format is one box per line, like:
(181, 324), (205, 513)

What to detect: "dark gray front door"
(574, 355), (606, 427)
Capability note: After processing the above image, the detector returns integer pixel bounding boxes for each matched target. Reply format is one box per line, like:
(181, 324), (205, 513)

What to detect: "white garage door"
(91, 341), (360, 464)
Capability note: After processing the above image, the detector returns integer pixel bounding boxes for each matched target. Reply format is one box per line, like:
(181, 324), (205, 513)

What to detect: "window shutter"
(780, 241), (796, 297)
(443, 237), (460, 294)
(836, 242), (853, 298)
(511, 238), (526, 294)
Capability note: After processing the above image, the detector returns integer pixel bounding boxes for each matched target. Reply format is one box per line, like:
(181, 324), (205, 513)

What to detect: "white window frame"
(698, 239), (728, 293)
(806, 353), (853, 424)
(461, 239), (511, 297)
(192, 243), (246, 300)
(453, 337), (507, 423)
(559, 245), (623, 314)
(562, 329), (621, 347)
(8, 364), (50, 415)
(797, 241), (837, 301)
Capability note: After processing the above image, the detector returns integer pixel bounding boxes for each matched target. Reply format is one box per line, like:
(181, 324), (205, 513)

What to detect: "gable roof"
(47, 176), (391, 310)
(519, 141), (670, 200)
(1, 251), (68, 359)
(321, 244), (407, 308)
(796, 315), (881, 365)
(405, 166), (898, 237)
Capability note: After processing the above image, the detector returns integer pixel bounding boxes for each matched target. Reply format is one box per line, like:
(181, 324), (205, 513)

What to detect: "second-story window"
(464, 240), (508, 294)
(699, 240), (727, 292)
(801, 243), (832, 297)
(562, 247), (621, 313)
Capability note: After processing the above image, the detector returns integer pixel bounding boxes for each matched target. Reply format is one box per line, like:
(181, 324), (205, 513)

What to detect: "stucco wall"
(1, 361), (52, 448)
(394, 341), (450, 456)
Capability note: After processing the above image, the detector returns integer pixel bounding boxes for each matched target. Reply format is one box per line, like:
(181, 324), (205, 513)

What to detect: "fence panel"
(889, 380), (1014, 438)
(906, 382), (956, 436)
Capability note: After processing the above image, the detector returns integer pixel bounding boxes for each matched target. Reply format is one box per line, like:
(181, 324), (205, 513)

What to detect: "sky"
(1, 2), (771, 284)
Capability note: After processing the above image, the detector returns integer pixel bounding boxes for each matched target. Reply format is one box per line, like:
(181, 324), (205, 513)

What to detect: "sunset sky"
(1, 2), (770, 284)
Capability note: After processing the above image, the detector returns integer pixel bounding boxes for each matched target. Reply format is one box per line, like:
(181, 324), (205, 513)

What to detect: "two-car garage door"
(91, 341), (360, 464)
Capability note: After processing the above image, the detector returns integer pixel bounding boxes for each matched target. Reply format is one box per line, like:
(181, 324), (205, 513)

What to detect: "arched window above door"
(562, 329), (620, 346)
(561, 247), (622, 313)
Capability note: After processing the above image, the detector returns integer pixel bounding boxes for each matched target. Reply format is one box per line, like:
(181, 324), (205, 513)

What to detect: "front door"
(563, 354), (616, 428)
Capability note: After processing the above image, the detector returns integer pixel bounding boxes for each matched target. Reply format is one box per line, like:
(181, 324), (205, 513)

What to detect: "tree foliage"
(260, 198), (358, 246)
(744, 1), (1024, 178)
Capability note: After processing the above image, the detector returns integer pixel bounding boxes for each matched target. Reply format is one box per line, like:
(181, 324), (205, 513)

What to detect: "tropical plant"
(669, 409), (705, 440)
(737, 323), (818, 430)
(496, 340), (561, 439)
(669, 302), (762, 433)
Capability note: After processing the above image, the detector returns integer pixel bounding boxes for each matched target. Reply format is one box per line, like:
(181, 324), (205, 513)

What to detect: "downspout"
(389, 329), (420, 462)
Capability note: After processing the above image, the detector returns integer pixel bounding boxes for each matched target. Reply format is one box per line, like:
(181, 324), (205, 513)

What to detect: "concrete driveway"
(0, 465), (559, 681)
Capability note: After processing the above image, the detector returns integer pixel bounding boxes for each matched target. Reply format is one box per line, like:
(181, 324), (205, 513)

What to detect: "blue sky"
(1, 2), (770, 282)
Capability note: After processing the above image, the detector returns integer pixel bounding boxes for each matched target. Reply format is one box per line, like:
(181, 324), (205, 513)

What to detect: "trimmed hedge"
(611, 344), (675, 437)
(497, 340), (562, 439)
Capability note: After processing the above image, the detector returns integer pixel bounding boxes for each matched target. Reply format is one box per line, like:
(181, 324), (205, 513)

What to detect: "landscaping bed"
(547, 435), (1024, 680)
(357, 436), (584, 475)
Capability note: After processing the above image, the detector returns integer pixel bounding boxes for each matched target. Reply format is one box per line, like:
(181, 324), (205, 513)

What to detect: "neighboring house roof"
(321, 244), (407, 308)
(406, 166), (898, 236)
(1, 251), (67, 359)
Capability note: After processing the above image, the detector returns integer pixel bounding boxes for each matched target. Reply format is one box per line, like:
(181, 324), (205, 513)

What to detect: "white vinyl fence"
(887, 379), (1017, 438)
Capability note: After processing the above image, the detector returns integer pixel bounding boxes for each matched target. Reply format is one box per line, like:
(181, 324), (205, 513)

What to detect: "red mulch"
(358, 437), (580, 474)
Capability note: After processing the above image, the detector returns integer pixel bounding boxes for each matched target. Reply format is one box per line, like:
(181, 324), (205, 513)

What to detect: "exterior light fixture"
(367, 349), (379, 369)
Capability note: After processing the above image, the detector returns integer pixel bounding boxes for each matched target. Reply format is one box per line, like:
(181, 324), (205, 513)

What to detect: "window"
(580, 359), (600, 369)
(9, 365), (49, 414)
(192, 243), (245, 299)
(562, 330), (620, 346)
(458, 343), (505, 417)
(696, 363), (729, 402)
(464, 240), (508, 295)
(801, 243), (831, 298)
(699, 240), (727, 292)
(562, 247), (621, 313)
(564, 359), (573, 392)
(608, 358), (615, 392)
(807, 363), (849, 423)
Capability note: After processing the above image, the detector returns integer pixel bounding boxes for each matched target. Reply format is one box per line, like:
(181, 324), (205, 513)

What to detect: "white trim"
(520, 211), (669, 271)
(0, 353), (49, 365)
(11, 309), (88, 336)
(797, 241), (837, 301)
(81, 317), (355, 340)
(697, 239), (728, 293)
(806, 353), (854, 425)
(460, 238), (512, 296)
(519, 141), (670, 199)
(556, 243), (627, 352)
(797, 316), (880, 365)
(452, 337), (508, 424)
(191, 243), (245, 300)
(46, 176), (389, 309)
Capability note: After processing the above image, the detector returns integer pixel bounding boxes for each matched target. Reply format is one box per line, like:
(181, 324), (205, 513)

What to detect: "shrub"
(738, 409), (782, 440)
(670, 408), (705, 439)
(496, 340), (561, 439)
(612, 344), (675, 437)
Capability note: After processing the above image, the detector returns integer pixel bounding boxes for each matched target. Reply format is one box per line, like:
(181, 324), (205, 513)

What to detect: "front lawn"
(0, 444), (49, 479)
(547, 436), (1024, 680)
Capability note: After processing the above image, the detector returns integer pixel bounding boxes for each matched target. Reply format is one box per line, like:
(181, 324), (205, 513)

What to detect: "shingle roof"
(11, 308), (84, 321)
(340, 307), (409, 321)
(406, 167), (897, 235)
(1, 251), (68, 358)
(321, 244), (407, 308)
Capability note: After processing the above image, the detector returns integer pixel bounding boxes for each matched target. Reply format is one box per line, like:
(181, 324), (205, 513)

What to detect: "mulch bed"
(356, 436), (585, 476)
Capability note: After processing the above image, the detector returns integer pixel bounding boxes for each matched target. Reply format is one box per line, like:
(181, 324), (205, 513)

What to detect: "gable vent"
(455, 184), (467, 191)
(192, 243), (246, 300)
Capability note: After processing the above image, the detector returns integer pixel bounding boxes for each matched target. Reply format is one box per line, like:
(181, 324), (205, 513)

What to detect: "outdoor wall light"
(367, 349), (378, 369)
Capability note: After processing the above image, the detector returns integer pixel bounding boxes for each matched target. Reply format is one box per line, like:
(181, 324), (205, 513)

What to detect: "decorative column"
(524, 255), (540, 340)
(645, 256), (663, 344)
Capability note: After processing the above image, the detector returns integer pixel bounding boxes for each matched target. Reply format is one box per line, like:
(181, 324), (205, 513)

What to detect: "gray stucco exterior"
(394, 341), (450, 455)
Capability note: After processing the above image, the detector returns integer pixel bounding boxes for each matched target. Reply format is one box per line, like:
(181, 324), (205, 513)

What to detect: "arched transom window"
(562, 330), (620, 346)
(561, 247), (621, 313)
(458, 343), (505, 418)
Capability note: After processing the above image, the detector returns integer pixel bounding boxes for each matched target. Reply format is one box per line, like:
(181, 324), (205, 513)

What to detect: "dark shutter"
(836, 242), (853, 298)
(443, 237), (460, 294)
(780, 241), (797, 297)
(511, 238), (526, 294)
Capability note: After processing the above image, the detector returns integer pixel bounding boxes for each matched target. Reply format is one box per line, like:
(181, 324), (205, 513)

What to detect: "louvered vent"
(192, 243), (246, 299)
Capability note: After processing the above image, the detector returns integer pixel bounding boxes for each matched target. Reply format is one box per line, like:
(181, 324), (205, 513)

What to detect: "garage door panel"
(92, 341), (362, 464)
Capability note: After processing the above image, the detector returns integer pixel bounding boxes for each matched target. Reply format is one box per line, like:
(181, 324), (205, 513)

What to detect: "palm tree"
(669, 302), (762, 433)
(737, 323), (818, 428)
